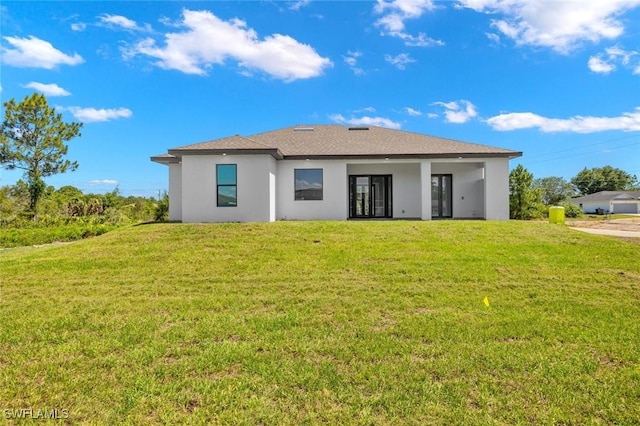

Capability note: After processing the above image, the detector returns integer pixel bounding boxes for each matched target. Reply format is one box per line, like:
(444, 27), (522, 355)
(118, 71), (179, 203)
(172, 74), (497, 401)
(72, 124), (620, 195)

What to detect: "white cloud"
(606, 46), (637, 64)
(343, 50), (364, 75)
(289, 0), (311, 11)
(486, 107), (640, 132)
(432, 100), (478, 123)
(589, 45), (639, 74)
(1, 35), (84, 69)
(485, 32), (500, 44)
(385, 53), (415, 69)
(99, 14), (151, 32)
(374, 0), (443, 47)
(404, 107), (422, 116)
(353, 106), (377, 113)
(89, 179), (118, 186)
(21, 82), (71, 96)
(588, 56), (615, 74)
(124, 9), (332, 81)
(71, 22), (87, 32)
(330, 113), (402, 129)
(457, 0), (640, 53)
(65, 107), (133, 123)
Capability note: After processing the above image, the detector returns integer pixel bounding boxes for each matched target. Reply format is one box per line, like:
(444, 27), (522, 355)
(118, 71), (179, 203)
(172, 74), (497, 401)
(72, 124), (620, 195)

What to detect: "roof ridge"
(241, 134), (276, 149)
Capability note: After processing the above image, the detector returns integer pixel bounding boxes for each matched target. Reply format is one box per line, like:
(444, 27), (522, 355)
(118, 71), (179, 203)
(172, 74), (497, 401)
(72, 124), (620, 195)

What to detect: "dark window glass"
(295, 169), (323, 200)
(217, 164), (237, 207)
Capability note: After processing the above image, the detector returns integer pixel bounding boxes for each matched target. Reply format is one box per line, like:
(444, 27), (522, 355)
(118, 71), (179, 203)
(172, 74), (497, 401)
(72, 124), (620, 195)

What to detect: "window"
(217, 164), (237, 207)
(295, 169), (323, 200)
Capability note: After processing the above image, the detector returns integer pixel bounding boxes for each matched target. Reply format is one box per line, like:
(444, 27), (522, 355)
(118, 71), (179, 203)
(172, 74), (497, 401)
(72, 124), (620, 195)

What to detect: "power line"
(524, 140), (640, 166)
(523, 133), (640, 162)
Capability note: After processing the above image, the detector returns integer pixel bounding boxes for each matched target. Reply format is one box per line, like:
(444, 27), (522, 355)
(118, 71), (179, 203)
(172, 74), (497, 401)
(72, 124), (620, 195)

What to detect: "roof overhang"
(282, 152), (522, 161)
(167, 148), (283, 160)
(150, 154), (180, 165)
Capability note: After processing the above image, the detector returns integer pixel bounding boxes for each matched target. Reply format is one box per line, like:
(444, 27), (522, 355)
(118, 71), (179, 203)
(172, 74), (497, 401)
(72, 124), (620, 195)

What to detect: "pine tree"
(0, 93), (82, 219)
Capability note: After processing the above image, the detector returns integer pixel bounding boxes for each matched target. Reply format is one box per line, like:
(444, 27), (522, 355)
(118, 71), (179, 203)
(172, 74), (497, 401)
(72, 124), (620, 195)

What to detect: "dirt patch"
(567, 217), (640, 232)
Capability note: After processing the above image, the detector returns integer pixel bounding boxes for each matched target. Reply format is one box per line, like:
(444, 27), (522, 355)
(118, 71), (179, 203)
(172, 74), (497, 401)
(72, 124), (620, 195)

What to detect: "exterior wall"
(173, 155), (513, 222)
(578, 201), (610, 214)
(483, 159), (510, 220)
(277, 160), (348, 220)
(432, 162), (485, 219)
(578, 200), (640, 214)
(181, 154), (276, 222)
(420, 161), (432, 220)
(269, 172), (276, 221)
(168, 163), (182, 221)
(347, 161), (422, 219)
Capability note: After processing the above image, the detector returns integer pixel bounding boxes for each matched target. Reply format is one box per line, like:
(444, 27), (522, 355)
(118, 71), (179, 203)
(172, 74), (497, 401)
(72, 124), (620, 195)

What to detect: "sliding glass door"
(349, 175), (392, 218)
(431, 174), (452, 219)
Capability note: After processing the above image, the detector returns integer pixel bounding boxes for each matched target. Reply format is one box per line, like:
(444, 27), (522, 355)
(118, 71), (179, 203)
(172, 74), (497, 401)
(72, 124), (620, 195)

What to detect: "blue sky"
(1, 0), (639, 197)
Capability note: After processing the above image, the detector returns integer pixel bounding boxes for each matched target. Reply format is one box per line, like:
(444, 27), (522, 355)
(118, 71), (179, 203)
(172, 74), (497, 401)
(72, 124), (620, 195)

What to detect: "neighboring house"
(572, 191), (640, 214)
(151, 125), (522, 223)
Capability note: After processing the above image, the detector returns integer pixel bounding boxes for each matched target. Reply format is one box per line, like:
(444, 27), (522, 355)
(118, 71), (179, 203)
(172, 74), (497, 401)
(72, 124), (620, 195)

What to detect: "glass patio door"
(349, 175), (392, 218)
(431, 174), (452, 218)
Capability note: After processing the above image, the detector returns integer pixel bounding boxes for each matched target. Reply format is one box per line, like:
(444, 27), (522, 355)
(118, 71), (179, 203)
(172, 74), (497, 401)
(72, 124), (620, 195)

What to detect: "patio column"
(483, 159), (509, 220)
(420, 160), (432, 220)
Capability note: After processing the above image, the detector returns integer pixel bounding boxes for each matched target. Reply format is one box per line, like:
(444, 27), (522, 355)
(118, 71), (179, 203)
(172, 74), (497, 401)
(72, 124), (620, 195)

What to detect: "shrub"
(561, 202), (583, 218)
(154, 193), (169, 221)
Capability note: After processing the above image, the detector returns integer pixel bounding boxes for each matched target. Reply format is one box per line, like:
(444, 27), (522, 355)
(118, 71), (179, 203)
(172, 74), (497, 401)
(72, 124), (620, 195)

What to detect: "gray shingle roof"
(572, 191), (640, 203)
(152, 125), (521, 163)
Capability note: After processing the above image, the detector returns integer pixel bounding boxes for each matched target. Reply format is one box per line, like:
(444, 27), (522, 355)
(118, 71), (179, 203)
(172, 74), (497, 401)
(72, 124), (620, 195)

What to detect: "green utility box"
(549, 206), (565, 225)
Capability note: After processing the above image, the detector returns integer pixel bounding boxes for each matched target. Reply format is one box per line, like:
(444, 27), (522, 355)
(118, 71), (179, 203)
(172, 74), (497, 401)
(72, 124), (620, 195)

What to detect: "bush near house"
(0, 184), (165, 247)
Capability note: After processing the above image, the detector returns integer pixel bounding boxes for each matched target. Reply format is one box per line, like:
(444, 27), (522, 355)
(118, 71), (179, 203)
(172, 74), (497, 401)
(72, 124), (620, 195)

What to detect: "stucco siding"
(173, 155), (512, 222)
(579, 201), (640, 214)
(168, 163), (182, 221)
(277, 160), (348, 220)
(181, 154), (275, 222)
(432, 162), (485, 219)
(420, 161), (432, 220)
(483, 159), (510, 220)
(347, 162), (422, 219)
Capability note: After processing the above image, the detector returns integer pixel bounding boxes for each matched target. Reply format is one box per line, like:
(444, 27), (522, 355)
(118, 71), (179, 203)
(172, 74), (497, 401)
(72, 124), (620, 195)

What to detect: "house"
(151, 125), (522, 222)
(572, 191), (640, 214)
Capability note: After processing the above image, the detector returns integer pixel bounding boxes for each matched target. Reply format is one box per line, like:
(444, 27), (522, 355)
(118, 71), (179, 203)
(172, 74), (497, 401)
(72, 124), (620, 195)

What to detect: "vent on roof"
(348, 127), (369, 131)
(294, 127), (314, 131)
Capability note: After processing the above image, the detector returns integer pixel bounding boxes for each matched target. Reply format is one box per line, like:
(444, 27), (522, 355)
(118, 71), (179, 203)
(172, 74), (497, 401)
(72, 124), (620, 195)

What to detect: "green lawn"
(1, 221), (639, 424)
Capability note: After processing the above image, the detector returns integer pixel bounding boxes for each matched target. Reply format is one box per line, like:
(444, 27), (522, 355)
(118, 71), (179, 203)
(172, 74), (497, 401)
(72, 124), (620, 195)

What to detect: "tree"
(570, 166), (639, 195)
(533, 176), (574, 205)
(0, 93), (82, 219)
(509, 164), (543, 220)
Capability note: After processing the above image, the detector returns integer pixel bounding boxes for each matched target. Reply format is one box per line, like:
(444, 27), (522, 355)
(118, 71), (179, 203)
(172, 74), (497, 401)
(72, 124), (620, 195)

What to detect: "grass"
(1, 221), (639, 424)
(0, 223), (116, 248)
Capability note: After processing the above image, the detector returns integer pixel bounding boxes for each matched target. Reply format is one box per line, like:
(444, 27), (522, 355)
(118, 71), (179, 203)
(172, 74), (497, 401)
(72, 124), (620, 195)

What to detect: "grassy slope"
(1, 221), (639, 424)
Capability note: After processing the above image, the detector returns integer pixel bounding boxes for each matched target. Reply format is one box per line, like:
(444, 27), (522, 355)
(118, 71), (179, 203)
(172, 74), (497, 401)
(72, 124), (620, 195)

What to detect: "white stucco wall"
(277, 160), (348, 220)
(420, 161), (432, 220)
(347, 161), (422, 219)
(181, 154), (276, 222)
(578, 201), (639, 214)
(484, 159), (510, 220)
(172, 155), (512, 222)
(432, 162), (485, 219)
(578, 201), (610, 214)
(168, 163), (182, 221)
